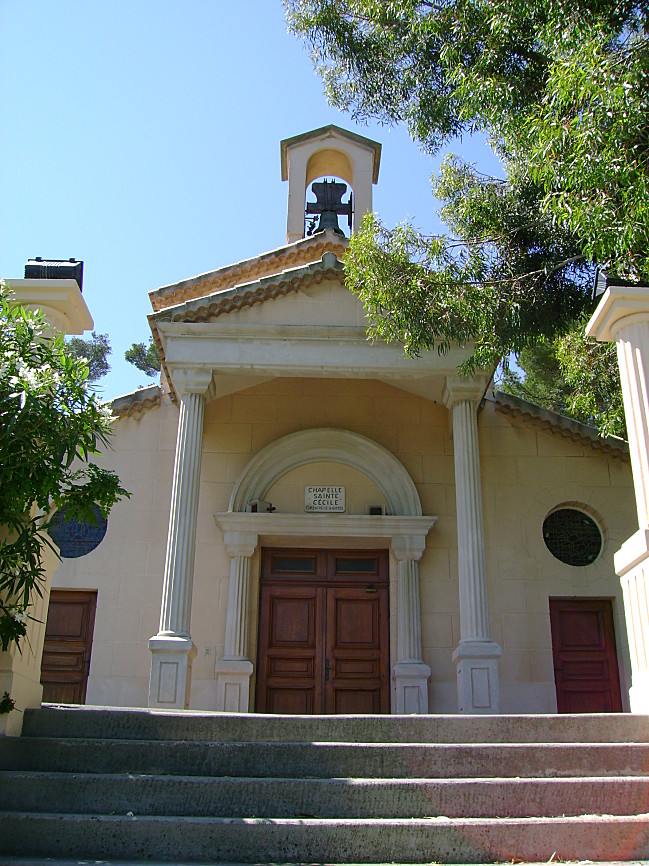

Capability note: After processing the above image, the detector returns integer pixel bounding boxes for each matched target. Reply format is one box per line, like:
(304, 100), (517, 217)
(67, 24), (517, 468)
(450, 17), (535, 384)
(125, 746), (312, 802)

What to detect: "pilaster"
(391, 537), (430, 714)
(148, 368), (211, 709)
(215, 531), (258, 713)
(443, 375), (501, 713)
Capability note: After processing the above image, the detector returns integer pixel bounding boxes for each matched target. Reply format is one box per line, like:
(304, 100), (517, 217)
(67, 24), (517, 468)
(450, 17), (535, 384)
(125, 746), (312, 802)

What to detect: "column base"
(629, 673), (649, 713)
(393, 661), (430, 714)
(148, 635), (196, 709)
(453, 640), (502, 714)
(215, 658), (254, 712)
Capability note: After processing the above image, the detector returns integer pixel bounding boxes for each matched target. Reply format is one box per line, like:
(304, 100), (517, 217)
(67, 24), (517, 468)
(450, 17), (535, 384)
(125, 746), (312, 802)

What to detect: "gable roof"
(149, 231), (347, 312)
(493, 391), (629, 460)
(150, 251), (344, 327)
(280, 125), (382, 183)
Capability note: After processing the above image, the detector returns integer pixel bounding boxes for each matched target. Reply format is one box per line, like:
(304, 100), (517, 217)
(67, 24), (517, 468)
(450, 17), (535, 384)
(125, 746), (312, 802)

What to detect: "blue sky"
(1, 1), (502, 399)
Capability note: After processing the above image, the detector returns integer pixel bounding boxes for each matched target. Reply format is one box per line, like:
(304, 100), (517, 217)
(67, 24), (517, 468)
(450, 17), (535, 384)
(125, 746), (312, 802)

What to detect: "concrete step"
(1, 812), (649, 863)
(2, 736), (648, 778)
(25, 703), (649, 743)
(2, 771), (648, 818)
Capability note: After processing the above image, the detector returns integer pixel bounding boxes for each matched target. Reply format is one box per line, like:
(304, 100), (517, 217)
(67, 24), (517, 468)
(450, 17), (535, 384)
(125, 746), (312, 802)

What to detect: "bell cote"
(280, 124), (382, 244)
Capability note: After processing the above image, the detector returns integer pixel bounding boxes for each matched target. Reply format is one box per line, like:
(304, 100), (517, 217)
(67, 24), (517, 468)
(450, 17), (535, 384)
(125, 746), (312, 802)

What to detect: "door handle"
(325, 659), (330, 681)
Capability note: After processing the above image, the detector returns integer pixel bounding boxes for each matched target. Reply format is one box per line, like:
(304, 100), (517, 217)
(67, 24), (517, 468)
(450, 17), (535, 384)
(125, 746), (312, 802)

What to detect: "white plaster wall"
(51, 379), (635, 714)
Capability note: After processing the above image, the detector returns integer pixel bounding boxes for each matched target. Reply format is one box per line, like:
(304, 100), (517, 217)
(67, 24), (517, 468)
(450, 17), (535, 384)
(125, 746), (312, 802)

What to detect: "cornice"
(493, 391), (629, 461)
(111, 385), (163, 418)
(149, 232), (347, 312)
(149, 252), (345, 403)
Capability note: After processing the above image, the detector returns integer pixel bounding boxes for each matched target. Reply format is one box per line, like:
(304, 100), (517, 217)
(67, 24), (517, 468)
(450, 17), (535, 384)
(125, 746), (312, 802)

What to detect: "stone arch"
(229, 428), (422, 516)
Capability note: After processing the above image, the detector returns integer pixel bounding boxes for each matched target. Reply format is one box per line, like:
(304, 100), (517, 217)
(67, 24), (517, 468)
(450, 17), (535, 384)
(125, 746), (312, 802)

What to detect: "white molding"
(228, 428), (424, 516)
(5, 278), (93, 335)
(214, 512), (436, 550)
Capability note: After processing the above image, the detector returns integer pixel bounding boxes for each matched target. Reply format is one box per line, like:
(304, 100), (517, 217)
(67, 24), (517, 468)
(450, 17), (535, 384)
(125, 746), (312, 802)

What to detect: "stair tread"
(5, 706), (648, 863)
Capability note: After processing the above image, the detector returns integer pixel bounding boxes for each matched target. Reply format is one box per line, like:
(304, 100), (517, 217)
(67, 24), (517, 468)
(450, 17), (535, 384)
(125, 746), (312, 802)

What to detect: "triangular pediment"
(150, 250), (361, 330)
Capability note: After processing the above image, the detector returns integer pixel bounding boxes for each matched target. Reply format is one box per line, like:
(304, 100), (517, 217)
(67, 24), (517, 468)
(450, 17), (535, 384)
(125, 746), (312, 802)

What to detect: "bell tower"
(280, 124), (382, 244)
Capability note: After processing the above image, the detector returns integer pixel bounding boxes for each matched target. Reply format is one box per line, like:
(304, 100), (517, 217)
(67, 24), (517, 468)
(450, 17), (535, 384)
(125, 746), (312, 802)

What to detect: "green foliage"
(287, 0), (648, 404)
(501, 319), (625, 438)
(67, 332), (111, 383)
(0, 691), (15, 716)
(125, 337), (161, 378)
(0, 286), (128, 669)
(556, 321), (625, 439)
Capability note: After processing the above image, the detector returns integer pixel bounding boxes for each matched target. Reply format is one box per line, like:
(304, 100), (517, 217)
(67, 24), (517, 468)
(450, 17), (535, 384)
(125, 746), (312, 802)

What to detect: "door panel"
(256, 549), (389, 714)
(41, 589), (97, 704)
(256, 584), (323, 714)
(326, 586), (389, 714)
(549, 597), (623, 713)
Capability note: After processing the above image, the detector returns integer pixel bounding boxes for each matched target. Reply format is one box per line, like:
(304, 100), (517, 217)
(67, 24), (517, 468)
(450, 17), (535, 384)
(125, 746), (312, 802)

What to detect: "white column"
(148, 369), (212, 709)
(587, 287), (649, 712)
(215, 531), (258, 712)
(392, 536), (430, 713)
(443, 376), (502, 714)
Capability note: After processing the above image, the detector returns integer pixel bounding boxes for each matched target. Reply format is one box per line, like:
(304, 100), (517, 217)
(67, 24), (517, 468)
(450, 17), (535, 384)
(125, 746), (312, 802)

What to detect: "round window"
(48, 504), (108, 559)
(542, 507), (603, 566)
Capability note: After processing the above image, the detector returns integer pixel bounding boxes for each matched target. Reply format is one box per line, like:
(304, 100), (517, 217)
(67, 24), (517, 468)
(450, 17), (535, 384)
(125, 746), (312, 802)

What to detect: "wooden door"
(41, 590), (97, 704)
(549, 597), (623, 713)
(256, 549), (389, 714)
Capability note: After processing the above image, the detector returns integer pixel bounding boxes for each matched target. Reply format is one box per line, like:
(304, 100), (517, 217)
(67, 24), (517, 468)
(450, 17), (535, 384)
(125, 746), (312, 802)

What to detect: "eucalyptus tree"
(286, 0), (648, 413)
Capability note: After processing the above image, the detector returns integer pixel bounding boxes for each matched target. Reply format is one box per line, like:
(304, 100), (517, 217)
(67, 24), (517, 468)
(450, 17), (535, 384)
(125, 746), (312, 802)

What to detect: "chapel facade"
(46, 126), (637, 716)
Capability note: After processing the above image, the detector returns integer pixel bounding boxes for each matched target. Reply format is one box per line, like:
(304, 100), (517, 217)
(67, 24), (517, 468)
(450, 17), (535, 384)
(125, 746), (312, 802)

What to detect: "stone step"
(2, 737), (648, 778)
(1, 812), (648, 863)
(2, 771), (648, 818)
(3, 861), (644, 866)
(24, 704), (649, 743)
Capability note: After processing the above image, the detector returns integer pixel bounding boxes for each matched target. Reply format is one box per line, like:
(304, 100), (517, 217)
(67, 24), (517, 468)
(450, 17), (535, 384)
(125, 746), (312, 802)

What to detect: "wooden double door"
(256, 548), (390, 714)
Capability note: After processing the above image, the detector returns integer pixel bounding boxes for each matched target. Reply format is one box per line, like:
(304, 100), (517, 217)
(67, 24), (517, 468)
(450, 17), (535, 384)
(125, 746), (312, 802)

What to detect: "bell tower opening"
(305, 177), (353, 237)
(280, 124), (382, 244)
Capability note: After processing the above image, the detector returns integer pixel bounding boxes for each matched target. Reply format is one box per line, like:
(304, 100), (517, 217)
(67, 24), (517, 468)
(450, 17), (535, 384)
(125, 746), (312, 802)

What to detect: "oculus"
(543, 507), (603, 567)
(49, 504), (107, 559)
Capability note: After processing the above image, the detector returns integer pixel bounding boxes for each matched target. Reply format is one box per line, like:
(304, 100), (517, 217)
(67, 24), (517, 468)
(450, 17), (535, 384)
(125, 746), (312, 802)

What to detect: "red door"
(549, 597), (623, 713)
(40, 590), (97, 704)
(256, 549), (390, 714)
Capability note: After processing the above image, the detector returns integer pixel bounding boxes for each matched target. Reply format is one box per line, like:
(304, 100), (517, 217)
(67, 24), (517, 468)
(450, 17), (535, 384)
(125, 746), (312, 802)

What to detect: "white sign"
(305, 486), (345, 513)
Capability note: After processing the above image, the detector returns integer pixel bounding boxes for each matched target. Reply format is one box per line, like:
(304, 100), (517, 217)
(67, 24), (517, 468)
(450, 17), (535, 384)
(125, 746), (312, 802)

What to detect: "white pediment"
(220, 278), (368, 329)
(152, 254), (483, 404)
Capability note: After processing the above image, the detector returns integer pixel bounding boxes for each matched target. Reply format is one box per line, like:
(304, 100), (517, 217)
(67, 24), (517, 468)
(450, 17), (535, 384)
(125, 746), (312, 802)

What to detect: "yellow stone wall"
(52, 377), (636, 713)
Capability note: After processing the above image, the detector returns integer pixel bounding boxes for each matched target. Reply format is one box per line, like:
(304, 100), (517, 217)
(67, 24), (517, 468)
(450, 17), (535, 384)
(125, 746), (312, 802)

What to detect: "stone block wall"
(51, 378), (635, 713)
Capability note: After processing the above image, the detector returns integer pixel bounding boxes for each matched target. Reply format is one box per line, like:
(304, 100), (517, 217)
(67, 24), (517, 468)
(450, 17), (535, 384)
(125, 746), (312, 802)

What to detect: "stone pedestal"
(614, 530), (649, 713)
(0, 537), (58, 736)
(587, 286), (649, 713)
(148, 371), (211, 709)
(453, 640), (502, 714)
(215, 532), (258, 712)
(444, 376), (502, 714)
(392, 538), (430, 713)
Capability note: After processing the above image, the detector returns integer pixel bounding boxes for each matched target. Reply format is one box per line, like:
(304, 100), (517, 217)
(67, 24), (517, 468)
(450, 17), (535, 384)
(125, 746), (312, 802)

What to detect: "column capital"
(222, 530), (259, 559)
(587, 284), (649, 342)
(442, 373), (490, 409)
(391, 535), (427, 561)
(168, 365), (213, 397)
